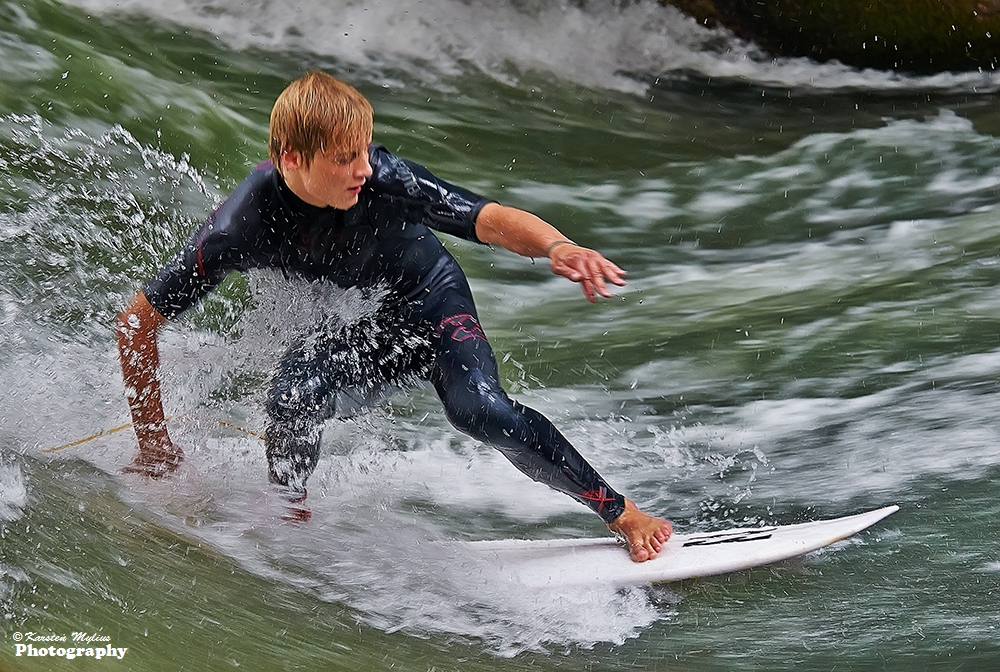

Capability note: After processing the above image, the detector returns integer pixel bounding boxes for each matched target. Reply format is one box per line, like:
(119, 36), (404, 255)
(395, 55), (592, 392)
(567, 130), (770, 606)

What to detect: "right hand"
(121, 426), (184, 478)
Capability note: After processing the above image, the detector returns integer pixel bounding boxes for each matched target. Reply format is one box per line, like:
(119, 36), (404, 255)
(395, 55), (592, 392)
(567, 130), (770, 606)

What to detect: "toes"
(629, 535), (656, 562)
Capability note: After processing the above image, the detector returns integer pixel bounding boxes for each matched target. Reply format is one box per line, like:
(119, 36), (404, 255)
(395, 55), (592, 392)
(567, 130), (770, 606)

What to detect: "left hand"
(548, 243), (627, 302)
(472, 203), (627, 302)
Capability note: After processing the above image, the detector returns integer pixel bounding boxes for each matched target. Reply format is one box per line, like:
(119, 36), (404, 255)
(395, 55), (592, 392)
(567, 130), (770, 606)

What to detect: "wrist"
(135, 419), (170, 442)
(545, 239), (575, 257)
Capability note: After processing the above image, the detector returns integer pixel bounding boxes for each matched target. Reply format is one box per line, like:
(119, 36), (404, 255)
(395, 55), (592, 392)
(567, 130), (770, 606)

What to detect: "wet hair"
(268, 71), (373, 169)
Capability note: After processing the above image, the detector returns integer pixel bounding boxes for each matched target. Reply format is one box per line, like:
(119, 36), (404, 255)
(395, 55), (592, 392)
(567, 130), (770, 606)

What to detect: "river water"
(2, 0), (999, 669)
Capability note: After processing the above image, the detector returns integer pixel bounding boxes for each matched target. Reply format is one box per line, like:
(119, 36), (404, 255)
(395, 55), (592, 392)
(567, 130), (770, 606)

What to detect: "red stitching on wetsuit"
(580, 487), (615, 514)
(436, 314), (487, 342)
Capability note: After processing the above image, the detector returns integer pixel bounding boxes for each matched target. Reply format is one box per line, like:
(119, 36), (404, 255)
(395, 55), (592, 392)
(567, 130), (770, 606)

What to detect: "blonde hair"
(268, 71), (373, 168)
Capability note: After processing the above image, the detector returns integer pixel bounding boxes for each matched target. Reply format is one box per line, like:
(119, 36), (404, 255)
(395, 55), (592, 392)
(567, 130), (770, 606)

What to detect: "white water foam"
(0, 462), (27, 522)
(58, 0), (1000, 94)
(111, 420), (674, 656)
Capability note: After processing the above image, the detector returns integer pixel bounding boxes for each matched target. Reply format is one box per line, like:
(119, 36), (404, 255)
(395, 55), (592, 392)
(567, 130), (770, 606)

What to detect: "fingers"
(549, 245), (627, 302)
(122, 443), (184, 478)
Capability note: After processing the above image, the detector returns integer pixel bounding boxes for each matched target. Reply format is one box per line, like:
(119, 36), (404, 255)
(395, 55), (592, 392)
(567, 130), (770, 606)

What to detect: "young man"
(115, 72), (672, 562)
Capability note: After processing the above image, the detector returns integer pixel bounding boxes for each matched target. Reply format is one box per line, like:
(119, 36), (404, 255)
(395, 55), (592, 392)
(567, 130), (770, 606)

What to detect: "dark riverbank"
(666, 0), (1000, 72)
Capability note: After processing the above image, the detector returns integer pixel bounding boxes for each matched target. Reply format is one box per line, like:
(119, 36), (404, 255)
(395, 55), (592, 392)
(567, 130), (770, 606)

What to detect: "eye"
(331, 148), (365, 165)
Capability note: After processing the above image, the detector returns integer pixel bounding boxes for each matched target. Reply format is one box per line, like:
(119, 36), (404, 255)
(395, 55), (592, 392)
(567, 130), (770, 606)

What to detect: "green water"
(2, 0), (1000, 669)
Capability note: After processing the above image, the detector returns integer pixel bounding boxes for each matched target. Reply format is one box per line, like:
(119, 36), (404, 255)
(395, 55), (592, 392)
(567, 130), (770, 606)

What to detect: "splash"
(0, 462), (27, 521)
(0, 113), (220, 345)
(116, 431), (673, 656)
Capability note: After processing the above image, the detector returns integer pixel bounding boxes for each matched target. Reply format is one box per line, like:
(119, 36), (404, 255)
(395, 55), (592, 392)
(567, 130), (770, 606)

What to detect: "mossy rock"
(666, 0), (1000, 73)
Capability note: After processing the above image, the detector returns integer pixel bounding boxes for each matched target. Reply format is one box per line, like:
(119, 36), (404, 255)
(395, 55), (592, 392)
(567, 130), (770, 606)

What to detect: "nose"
(352, 153), (373, 180)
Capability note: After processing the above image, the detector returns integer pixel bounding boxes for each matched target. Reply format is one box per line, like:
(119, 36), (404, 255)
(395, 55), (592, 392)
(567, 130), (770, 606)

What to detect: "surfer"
(115, 71), (672, 562)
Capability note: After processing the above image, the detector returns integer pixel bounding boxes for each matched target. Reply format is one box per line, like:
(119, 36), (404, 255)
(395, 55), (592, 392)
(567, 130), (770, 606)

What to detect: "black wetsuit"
(143, 145), (626, 523)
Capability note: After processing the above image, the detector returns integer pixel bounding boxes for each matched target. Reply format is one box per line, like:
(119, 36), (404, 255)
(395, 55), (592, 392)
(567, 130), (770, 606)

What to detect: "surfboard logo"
(681, 528), (776, 547)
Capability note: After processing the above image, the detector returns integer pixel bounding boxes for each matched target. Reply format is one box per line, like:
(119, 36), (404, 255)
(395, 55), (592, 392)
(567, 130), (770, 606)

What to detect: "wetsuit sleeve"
(368, 144), (494, 243)
(143, 168), (270, 319)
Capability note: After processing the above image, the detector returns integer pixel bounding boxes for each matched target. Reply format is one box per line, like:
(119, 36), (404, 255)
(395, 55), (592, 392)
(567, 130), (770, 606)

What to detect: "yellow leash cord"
(42, 415), (264, 454)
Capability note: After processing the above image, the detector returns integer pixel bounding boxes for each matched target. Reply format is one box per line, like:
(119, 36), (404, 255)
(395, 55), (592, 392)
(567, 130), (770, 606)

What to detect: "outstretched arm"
(474, 202), (626, 303)
(115, 291), (182, 476)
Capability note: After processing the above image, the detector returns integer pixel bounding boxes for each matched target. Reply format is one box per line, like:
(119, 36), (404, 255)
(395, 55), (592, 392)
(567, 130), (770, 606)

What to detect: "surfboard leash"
(41, 415), (264, 454)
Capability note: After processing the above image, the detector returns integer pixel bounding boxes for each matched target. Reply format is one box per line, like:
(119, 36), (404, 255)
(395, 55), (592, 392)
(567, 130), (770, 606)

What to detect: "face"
(281, 141), (373, 210)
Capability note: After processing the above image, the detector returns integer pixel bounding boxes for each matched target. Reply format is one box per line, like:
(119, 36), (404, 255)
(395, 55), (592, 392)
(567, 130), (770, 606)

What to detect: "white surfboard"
(469, 505), (898, 589)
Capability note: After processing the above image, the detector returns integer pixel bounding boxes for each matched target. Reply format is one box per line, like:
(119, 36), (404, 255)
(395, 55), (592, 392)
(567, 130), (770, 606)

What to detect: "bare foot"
(121, 446), (184, 478)
(607, 499), (673, 562)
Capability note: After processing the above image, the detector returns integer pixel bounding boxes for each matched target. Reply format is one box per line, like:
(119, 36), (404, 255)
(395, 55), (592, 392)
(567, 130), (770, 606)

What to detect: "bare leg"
(607, 499), (673, 563)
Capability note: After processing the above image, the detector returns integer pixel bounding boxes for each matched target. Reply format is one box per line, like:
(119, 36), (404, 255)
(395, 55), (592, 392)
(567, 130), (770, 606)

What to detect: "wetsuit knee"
(439, 369), (516, 444)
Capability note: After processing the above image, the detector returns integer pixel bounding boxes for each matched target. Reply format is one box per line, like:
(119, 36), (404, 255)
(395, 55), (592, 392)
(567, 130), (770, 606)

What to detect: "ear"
(280, 149), (303, 173)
